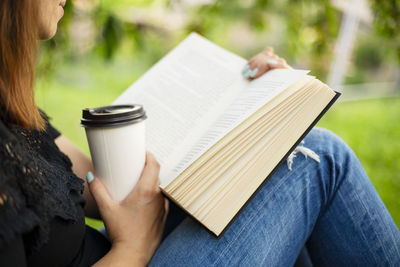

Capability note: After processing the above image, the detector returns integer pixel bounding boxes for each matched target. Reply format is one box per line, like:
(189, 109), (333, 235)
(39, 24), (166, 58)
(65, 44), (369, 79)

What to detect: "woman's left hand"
(242, 48), (292, 80)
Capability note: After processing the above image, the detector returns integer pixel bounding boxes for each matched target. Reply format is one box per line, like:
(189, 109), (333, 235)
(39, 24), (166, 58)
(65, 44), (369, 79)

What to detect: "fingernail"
(249, 68), (259, 78)
(242, 64), (250, 75)
(267, 59), (278, 65)
(86, 172), (94, 184)
(244, 69), (252, 78)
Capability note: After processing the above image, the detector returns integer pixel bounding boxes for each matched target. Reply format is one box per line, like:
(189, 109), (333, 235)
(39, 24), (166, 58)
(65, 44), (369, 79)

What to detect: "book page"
(164, 69), (309, 187)
(114, 33), (248, 182)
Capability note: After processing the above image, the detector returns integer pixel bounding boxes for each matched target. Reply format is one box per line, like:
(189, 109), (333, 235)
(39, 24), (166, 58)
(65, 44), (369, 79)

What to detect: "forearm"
(55, 136), (101, 219)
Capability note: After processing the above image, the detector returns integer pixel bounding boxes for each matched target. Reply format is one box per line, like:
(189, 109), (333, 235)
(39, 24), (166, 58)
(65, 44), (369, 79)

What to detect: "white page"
(165, 69), (309, 186)
(114, 33), (248, 183)
(114, 33), (309, 187)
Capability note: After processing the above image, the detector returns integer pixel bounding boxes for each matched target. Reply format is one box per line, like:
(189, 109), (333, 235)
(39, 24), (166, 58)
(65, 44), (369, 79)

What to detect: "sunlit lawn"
(36, 56), (400, 229)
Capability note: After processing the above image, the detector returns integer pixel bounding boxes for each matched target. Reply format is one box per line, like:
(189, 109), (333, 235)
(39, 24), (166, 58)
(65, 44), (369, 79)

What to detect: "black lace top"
(0, 112), (110, 266)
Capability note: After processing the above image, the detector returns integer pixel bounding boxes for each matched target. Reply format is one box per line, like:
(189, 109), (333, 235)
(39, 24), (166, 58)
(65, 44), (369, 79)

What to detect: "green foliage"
(99, 14), (124, 59)
(183, 0), (340, 72)
(38, 0), (399, 81)
(354, 37), (384, 70)
(41, 1), (341, 77)
(370, 0), (400, 63)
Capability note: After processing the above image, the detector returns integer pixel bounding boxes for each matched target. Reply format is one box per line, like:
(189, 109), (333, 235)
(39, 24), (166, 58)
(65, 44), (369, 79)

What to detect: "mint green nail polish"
(244, 69), (251, 78)
(242, 64), (250, 75)
(250, 68), (259, 78)
(267, 59), (278, 65)
(86, 172), (94, 184)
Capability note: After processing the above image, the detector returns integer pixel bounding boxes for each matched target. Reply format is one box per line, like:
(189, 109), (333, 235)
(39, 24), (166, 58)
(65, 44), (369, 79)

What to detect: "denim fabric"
(149, 127), (400, 266)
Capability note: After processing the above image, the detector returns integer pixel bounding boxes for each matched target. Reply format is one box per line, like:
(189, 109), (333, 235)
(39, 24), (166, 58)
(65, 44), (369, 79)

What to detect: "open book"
(114, 33), (340, 236)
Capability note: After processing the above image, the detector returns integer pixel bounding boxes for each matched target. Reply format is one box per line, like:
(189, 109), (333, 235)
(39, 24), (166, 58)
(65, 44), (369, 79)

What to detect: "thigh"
(150, 128), (400, 266)
(150, 131), (325, 266)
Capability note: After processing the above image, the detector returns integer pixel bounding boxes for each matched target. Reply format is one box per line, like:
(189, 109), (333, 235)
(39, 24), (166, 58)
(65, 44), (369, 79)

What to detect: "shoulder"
(0, 109), (60, 141)
(38, 110), (61, 139)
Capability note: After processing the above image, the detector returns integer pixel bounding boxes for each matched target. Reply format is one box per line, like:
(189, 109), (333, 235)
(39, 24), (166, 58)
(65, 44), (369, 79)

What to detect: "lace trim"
(0, 122), (84, 254)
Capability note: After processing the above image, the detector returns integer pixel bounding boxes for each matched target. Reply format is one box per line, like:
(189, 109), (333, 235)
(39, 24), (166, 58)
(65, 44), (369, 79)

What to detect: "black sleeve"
(46, 121), (61, 140)
(0, 235), (27, 267)
(0, 134), (41, 260)
(39, 109), (61, 139)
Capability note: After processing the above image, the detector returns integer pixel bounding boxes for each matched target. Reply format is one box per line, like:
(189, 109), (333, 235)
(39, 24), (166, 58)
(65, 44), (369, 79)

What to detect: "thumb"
(86, 172), (114, 209)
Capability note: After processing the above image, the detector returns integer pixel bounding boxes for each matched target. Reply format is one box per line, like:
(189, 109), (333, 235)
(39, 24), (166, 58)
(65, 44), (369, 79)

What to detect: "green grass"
(35, 58), (400, 229)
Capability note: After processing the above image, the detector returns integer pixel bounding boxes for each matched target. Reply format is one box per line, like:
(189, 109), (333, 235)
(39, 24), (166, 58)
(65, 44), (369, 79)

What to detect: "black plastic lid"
(81, 104), (147, 128)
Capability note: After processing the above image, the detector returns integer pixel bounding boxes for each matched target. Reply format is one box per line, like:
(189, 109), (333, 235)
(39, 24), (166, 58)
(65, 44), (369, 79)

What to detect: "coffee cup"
(81, 104), (147, 201)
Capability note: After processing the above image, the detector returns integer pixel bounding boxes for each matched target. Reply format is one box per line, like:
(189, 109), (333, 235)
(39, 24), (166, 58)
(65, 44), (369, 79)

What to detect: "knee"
(284, 127), (356, 174)
(303, 127), (355, 163)
(301, 128), (370, 207)
(298, 128), (366, 187)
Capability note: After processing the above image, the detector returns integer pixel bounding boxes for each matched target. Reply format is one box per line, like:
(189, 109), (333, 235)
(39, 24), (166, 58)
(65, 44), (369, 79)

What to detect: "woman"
(0, 0), (399, 266)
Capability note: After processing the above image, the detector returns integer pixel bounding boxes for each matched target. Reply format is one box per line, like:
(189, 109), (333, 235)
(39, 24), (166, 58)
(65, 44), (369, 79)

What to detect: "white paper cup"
(81, 105), (147, 201)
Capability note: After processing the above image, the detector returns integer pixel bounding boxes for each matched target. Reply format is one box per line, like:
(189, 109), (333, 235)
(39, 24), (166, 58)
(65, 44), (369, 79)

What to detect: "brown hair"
(0, 0), (45, 131)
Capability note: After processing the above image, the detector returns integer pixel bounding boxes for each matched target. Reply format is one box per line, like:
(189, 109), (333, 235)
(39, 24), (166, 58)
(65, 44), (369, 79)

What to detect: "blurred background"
(35, 0), (400, 228)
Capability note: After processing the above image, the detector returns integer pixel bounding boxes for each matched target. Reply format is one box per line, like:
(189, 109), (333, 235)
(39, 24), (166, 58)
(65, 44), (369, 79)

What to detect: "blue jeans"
(148, 128), (400, 266)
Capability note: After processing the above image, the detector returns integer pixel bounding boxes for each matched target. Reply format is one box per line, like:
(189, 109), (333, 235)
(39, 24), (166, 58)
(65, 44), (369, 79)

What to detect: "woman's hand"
(242, 48), (291, 79)
(88, 152), (169, 266)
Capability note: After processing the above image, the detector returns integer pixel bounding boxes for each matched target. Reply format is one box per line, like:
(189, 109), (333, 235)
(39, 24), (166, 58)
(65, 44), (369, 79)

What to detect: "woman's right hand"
(242, 48), (291, 80)
(88, 152), (169, 266)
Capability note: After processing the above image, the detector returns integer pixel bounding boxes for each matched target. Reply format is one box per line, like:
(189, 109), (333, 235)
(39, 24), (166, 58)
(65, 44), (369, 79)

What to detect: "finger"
(242, 58), (256, 78)
(133, 152), (161, 199)
(264, 53), (282, 68)
(262, 47), (274, 56)
(248, 67), (259, 79)
(275, 57), (290, 68)
(160, 198), (169, 227)
(243, 68), (253, 79)
(251, 64), (269, 79)
(154, 197), (169, 238)
(266, 58), (279, 68)
(164, 198), (170, 217)
(268, 58), (290, 69)
(247, 60), (258, 71)
(249, 55), (276, 79)
(241, 64), (250, 76)
(280, 58), (292, 69)
(244, 52), (280, 80)
(243, 60), (260, 79)
(141, 152), (160, 186)
(86, 172), (114, 209)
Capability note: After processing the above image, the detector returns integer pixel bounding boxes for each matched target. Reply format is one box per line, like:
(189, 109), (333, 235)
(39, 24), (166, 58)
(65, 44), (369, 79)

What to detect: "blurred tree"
(38, 0), (400, 79)
(369, 0), (400, 63)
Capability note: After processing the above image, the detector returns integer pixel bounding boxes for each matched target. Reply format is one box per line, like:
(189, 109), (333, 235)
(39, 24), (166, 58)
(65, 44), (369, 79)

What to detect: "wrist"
(94, 242), (147, 267)
(112, 242), (148, 266)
